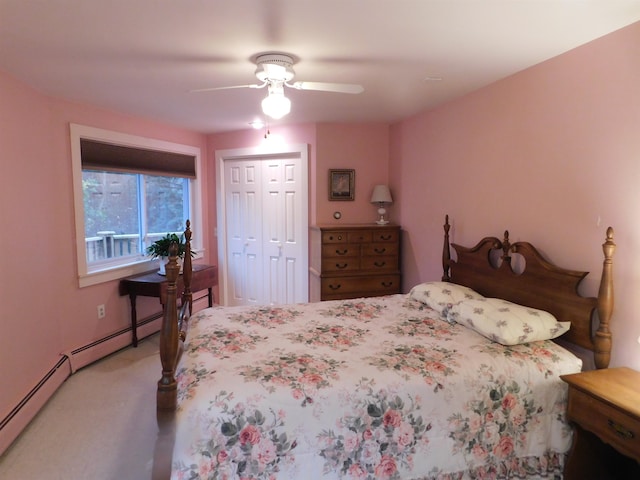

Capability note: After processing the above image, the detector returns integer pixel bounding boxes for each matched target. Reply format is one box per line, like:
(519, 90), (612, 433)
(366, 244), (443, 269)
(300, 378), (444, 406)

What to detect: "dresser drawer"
(322, 258), (361, 273)
(568, 388), (640, 462)
(322, 231), (349, 243)
(360, 255), (398, 272)
(348, 231), (372, 243)
(321, 274), (400, 298)
(372, 230), (399, 243)
(363, 243), (399, 256)
(321, 245), (359, 258)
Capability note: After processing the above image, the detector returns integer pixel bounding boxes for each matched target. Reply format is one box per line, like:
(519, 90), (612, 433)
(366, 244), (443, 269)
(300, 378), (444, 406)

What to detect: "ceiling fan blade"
(288, 81), (364, 94)
(189, 83), (265, 93)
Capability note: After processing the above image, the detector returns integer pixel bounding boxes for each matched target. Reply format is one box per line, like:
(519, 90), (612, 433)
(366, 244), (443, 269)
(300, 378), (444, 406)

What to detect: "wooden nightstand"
(561, 367), (640, 479)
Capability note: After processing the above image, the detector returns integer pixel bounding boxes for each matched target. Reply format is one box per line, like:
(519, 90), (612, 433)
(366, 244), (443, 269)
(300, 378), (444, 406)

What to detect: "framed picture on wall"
(329, 169), (355, 201)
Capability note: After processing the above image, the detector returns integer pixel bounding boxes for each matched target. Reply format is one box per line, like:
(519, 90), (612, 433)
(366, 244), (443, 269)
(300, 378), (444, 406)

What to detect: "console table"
(119, 264), (218, 347)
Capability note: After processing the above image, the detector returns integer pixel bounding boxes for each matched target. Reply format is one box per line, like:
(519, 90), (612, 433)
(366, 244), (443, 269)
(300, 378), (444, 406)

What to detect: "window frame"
(70, 124), (203, 288)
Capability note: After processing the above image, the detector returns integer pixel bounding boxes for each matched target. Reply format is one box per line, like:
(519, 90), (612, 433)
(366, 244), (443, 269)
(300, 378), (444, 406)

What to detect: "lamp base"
(375, 206), (389, 225)
(376, 203), (389, 225)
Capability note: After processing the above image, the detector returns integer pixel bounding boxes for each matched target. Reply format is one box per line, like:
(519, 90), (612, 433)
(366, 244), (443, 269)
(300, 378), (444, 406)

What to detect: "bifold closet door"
(224, 156), (307, 306)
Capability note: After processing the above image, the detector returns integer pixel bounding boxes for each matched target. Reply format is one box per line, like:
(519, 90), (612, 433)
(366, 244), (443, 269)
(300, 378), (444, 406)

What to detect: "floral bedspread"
(171, 294), (582, 480)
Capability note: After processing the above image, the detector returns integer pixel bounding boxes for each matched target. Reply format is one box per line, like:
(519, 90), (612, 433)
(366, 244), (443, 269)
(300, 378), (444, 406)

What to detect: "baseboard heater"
(0, 293), (210, 455)
(0, 311), (164, 455)
(65, 312), (164, 373)
(0, 356), (69, 431)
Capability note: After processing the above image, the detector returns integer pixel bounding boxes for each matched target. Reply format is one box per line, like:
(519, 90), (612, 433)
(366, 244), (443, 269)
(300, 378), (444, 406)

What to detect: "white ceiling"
(1, 1), (639, 134)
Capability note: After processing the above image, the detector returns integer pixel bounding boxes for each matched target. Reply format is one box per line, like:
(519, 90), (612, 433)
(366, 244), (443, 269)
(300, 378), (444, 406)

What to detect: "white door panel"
(220, 147), (308, 307)
(245, 252), (261, 304)
(225, 159), (263, 306)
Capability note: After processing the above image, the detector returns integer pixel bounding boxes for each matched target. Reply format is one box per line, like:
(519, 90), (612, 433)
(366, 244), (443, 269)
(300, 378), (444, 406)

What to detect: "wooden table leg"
(129, 293), (138, 347)
(207, 287), (213, 307)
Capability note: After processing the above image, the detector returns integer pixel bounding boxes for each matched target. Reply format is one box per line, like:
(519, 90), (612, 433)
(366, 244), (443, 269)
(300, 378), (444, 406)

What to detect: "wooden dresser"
(309, 224), (401, 301)
(561, 367), (640, 479)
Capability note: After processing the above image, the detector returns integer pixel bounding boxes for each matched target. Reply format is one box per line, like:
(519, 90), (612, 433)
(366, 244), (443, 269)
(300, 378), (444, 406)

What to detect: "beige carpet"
(0, 334), (166, 480)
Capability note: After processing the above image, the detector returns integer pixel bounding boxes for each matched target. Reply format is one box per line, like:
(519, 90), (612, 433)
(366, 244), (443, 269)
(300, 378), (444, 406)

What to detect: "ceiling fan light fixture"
(255, 53), (296, 83)
(261, 84), (291, 119)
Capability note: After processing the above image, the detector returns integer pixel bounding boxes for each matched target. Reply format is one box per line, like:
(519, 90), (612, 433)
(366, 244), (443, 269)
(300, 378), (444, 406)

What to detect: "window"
(71, 124), (203, 287)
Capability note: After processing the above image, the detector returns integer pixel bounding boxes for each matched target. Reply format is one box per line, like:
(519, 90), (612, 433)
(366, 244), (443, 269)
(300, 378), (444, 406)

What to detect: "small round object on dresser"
(333, 211), (342, 220)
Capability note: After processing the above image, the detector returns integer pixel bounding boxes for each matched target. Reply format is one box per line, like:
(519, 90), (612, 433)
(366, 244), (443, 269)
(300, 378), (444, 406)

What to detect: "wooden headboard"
(441, 215), (615, 369)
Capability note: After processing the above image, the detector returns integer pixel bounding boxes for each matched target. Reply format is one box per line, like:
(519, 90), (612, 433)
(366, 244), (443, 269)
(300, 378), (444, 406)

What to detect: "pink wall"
(0, 71), (209, 447)
(315, 123), (390, 225)
(208, 123), (389, 226)
(390, 21), (640, 370)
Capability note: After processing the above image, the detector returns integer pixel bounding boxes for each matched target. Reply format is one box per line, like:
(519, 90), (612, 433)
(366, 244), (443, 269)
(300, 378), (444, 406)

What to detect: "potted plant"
(146, 233), (193, 275)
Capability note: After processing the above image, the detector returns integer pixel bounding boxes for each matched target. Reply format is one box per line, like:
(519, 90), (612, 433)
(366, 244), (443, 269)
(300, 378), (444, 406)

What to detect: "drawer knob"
(374, 247), (387, 254)
(608, 419), (635, 439)
(328, 284), (341, 290)
(335, 249), (348, 255)
(335, 263), (348, 269)
(374, 261), (386, 267)
(380, 235), (392, 240)
(382, 281), (394, 287)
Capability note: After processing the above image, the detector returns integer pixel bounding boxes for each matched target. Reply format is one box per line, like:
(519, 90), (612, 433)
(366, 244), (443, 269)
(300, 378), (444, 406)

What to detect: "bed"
(156, 216), (615, 479)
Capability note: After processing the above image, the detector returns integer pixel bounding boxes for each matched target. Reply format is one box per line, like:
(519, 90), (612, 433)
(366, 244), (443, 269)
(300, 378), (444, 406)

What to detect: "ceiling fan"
(191, 52), (365, 119)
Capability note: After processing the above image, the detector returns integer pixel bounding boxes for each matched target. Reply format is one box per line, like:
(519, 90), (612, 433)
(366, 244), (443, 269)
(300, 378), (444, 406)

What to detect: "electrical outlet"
(97, 304), (106, 319)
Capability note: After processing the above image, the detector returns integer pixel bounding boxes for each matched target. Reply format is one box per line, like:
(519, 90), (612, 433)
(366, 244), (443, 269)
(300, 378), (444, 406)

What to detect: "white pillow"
(446, 297), (570, 346)
(409, 282), (484, 317)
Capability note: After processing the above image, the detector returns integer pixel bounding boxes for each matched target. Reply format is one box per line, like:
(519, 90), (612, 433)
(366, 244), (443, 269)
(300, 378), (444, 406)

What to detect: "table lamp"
(370, 185), (393, 225)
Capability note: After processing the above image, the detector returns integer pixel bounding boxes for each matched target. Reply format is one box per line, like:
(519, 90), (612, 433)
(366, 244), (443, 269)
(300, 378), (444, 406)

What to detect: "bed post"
(179, 221), (193, 342)
(182, 220), (193, 313)
(442, 215), (451, 281)
(594, 227), (615, 369)
(157, 242), (180, 411)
